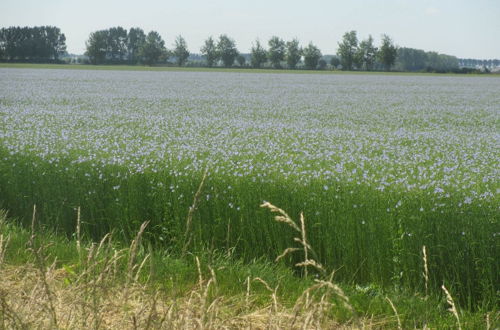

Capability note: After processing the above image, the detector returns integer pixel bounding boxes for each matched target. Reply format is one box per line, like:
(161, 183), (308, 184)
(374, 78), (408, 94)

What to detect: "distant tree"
(85, 30), (108, 64)
(217, 34), (238, 67)
(107, 27), (127, 62)
(337, 30), (358, 70)
(139, 31), (167, 65)
(396, 47), (427, 71)
(303, 42), (322, 70)
(267, 36), (286, 68)
(0, 31), (4, 59)
(0, 26), (66, 62)
(378, 34), (397, 71)
(0, 29), (7, 59)
(425, 51), (458, 72)
(250, 39), (267, 68)
(200, 36), (218, 67)
(127, 27), (146, 64)
(41, 26), (67, 60)
(330, 55), (340, 69)
(356, 35), (377, 71)
(236, 54), (246, 67)
(441, 54), (459, 71)
(173, 35), (189, 66)
(285, 38), (302, 69)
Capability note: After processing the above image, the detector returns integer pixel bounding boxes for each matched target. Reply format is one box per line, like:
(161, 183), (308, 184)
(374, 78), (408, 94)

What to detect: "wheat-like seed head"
(261, 201), (302, 232)
(295, 259), (325, 273)
(273, 215), (300, 231)
(386, 297), (402, 330)
(253, 277), (274, 293)
(422, 245), (429, 298)
(442, 284), (462, 330)
(275, 248), (301, 262)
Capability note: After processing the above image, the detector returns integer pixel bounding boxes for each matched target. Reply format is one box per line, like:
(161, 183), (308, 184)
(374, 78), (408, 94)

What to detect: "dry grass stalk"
(260, 201), (300, 232)
(275, 247), (300, 262)
(196, 256), (203, 289)
(76, 206), (82, 258)
(295, 259), (325, 274)
(441, 284), (461, 330)
(484, 311), (498, 330)
(261, 202), (325, 279)
(422, 245), (429, 299)
(0, 210), (10, 270)
(299, 212), (309, 278)
(253, 277), (280, 328)
(0, 258), (377, 329)
(259, 203), (358, 328)
(127, 221), (149, 282)
(0, 234), (9, 267)
(245, 276), (251, 309)
(182, 168), (209, 256)
(27, 204), (59, 328)
(288, 273), (353, 329)
(385, 297), (402, 330)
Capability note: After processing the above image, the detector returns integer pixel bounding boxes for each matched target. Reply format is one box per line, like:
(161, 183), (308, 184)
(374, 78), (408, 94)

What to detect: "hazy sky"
(1, 0), (499, 58)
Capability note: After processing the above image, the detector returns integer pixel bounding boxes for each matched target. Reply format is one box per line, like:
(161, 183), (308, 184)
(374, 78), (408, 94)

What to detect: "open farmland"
(0, 68), (498, 307)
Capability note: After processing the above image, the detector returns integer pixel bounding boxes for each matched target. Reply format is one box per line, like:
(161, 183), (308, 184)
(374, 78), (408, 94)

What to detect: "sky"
(1, 0), (499, 59)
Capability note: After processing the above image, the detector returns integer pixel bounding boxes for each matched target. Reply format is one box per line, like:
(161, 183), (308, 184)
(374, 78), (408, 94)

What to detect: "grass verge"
(0, 209), (496, 329)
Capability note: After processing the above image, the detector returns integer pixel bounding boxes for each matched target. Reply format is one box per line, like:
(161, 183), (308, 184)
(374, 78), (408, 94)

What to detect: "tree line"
(0, 25), (497, 73)
(84, 27), (400, 70)
(458, 58), (499, 69)
(0, 26), (67, 62)
(85, 28), (471, 73)
(395, 47), (460, 72)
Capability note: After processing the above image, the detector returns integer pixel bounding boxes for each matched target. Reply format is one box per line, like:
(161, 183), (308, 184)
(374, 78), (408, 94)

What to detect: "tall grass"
(0, 207), (496, 329)
(0, 148), (497, 309)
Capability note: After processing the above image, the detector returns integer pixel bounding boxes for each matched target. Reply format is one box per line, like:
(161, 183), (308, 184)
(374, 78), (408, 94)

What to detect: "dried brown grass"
(0, 257), (370, 329)
(0, 207), (375, 330)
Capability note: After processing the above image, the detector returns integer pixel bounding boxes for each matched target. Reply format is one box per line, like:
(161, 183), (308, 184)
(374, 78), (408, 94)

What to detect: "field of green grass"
(0, 66), (498, 313)
(0, 62), (490, 76)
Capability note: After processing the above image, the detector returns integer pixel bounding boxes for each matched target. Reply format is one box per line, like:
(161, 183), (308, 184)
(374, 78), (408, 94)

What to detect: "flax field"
(0, 68), (498, 308)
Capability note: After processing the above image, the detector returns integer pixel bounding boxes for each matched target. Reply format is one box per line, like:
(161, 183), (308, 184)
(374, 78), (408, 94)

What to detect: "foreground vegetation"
(0, 68), (498, 314)
(1, 209), (497, 329)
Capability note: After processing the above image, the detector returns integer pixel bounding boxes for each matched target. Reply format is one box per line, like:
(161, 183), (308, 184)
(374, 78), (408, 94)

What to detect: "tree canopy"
(337, 31), (358, 70)
(250, 40), (267, 68)
(85, 27), (166, 65)
(85, 30), (108, 64)
(357, 35), (377, 71)
(285, 39), (302, 69)
(140, 31), (167, 66)
(127, 27), (146, 64)
(0, 26), (66, 62)
(267, 36), (285, 69)
(217, 35), (238, 68)
(378, 34), (398, 71)
(173, 35), (189, 66)
(303, 42), (322, 70)
(200, 36), (218, 68)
